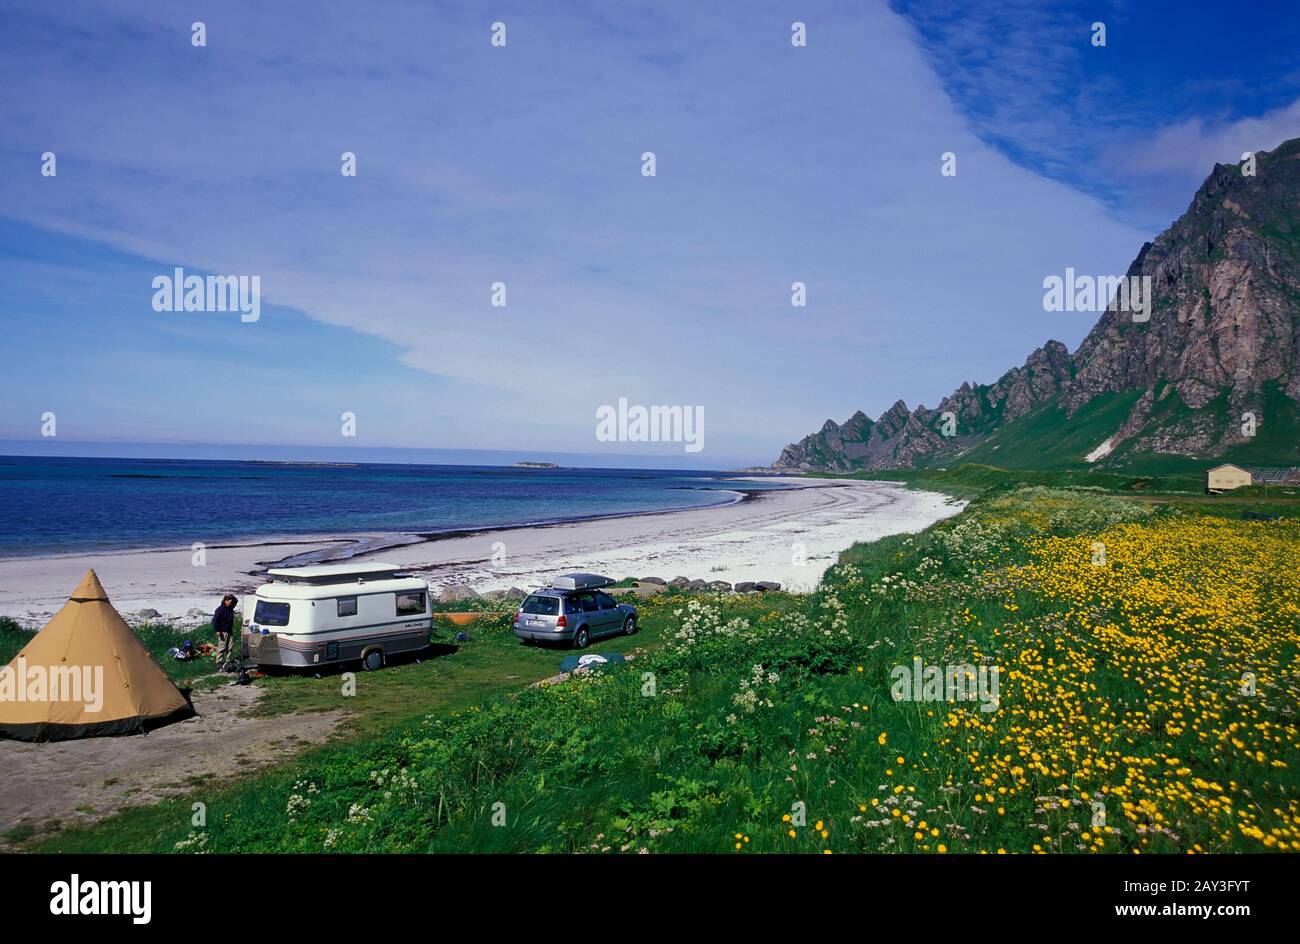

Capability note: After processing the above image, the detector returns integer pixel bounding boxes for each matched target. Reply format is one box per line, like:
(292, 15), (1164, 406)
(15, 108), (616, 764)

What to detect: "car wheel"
(361, 649), (384, 672)
(623, 616), (637, 635)
(573, 626), (590, 649)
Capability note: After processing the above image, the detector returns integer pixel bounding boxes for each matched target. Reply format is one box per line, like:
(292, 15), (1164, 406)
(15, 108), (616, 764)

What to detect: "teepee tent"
(0, 570), (192, 741)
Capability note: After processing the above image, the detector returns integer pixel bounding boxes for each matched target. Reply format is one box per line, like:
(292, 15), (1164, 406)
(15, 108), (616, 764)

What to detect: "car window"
(521, 595), (559, 616)
(395, 591), (426, 616)
(337, 596), (358, 618)
(253, 601), (291, 626)
(596, 592), (618, 609)
(567, 593), (595, 613)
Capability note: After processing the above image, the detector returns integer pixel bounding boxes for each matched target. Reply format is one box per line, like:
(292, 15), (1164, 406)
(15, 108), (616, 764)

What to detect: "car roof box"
(548, 573), (615, 591)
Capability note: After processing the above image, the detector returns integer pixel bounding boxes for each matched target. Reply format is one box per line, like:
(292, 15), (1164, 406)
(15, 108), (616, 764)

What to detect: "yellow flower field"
(962, 515), (1300, 851)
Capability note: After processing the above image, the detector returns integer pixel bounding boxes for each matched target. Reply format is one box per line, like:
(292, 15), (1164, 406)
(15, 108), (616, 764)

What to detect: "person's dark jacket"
(213, 603), (235, 635)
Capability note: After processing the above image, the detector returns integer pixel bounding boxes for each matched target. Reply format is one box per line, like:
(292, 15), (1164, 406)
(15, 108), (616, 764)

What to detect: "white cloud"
(0, 0), (1149, 461)
(1105, 99), (1300, 179)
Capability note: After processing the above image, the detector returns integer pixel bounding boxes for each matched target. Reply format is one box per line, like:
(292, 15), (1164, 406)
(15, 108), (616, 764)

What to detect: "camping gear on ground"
(168, 639), (196, 662)
(560, 652), (627, 674)
(438, 612), (482, 626)
(244, 563), (432, 672)
(0, 570), (192, 742)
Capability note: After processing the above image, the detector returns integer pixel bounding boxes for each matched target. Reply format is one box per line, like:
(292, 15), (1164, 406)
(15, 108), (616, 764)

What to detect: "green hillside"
(942, 391), (1140, 470)
(934, 381), (1300, 474)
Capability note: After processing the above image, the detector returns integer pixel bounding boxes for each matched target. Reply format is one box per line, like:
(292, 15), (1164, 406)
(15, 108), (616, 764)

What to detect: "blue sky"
(0, 0), (1296, 467)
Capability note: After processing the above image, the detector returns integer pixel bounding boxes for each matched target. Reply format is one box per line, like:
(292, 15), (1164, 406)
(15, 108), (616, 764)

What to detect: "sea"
(0, 455), (790, 558)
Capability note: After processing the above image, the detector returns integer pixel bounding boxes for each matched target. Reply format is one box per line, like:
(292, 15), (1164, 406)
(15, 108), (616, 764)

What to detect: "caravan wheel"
(361, 649), (385, 672)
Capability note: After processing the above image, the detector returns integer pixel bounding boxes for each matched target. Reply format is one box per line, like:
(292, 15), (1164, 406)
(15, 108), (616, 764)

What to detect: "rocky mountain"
(773, 137), (1300, 473)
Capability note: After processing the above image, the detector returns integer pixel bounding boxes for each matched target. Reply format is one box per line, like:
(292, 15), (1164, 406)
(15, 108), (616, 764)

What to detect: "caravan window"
(395, 591), (426, 616)
(253, 601), (291, 626)
(337, 596), (358, 618)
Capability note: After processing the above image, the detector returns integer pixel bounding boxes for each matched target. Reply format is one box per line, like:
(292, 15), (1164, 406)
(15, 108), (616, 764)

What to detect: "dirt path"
(0, 683), (342, 843)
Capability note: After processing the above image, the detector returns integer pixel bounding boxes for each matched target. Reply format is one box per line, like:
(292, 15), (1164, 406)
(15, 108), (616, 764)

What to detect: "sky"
(0, 0), (1297, 468)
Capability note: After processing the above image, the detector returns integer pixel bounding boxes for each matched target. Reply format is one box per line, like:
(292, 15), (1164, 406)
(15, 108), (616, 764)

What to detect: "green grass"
(951, 390), (1143, 470)
(917, 381), (1300, 474)
(15, 467), (1300, 855)
(21, 590), (761, 851)
(821, 462), (1204, 498)
(26, 479), (1300, 855)
(245, 605), (671, 732)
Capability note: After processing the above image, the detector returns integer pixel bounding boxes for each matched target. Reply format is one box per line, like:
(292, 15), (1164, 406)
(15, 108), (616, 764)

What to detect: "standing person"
(213, 594), (239, 671)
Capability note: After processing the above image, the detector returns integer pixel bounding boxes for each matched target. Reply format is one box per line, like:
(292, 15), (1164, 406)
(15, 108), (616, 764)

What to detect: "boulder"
(138, 608), (162, 619)
(755, 581), (782, 592)
(734, 582), (757, 593)
(438, 585), (479, 603)
(505, 587), (527, 599)
(687, 579), (708, 591)
(639, 576), (668, 586)
(708, 580), (733, 592)
(669, 576), (690, 588)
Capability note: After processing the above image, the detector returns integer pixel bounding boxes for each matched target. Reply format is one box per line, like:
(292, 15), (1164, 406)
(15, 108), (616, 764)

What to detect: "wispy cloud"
(1, 0), (1153, 462)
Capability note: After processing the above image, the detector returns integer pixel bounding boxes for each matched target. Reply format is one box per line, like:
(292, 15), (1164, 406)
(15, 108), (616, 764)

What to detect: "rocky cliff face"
(773, 138), (1300, 472)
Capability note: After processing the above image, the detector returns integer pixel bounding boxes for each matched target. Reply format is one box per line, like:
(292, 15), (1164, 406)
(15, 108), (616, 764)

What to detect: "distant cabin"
(1206, 463), (1252, 494)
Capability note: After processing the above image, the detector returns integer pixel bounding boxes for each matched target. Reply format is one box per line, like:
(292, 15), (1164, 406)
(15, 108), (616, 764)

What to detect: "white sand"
(0, 478), (964, 627)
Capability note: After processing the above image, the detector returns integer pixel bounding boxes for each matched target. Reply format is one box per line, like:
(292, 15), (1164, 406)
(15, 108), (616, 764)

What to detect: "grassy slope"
(838, 463), (1300, 519)
(942, 381), (1300, 474)
(822, 463), (1205, 498)
(19, 591), (729, 851)
(944, 391), (1142, 470)
(27, 477), (1300, 855)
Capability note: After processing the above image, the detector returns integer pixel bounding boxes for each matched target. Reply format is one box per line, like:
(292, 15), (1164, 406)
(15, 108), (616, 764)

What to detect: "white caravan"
(243, 562), (432, 671)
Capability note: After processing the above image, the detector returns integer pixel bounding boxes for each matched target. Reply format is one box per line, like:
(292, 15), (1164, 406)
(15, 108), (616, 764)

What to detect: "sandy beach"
(0, 478), (964, 627)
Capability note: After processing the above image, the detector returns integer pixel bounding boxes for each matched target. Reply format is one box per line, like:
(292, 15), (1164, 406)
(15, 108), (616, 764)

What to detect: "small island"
(513, 461), (560, 469)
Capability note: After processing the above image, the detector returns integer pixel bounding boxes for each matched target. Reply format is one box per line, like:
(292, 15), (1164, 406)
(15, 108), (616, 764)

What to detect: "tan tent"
(0, 570), (192, 741)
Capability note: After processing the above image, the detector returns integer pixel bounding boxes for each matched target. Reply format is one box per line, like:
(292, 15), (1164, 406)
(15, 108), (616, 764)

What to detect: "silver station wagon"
(512, 573), (638, 648)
